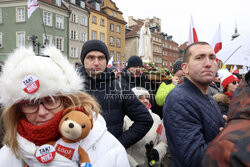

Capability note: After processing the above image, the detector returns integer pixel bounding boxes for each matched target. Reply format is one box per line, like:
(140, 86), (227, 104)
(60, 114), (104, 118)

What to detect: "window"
(116, 38), (120, 47)
(80, 1), (85, 8)
(43, 11), (52, 26)
(116, 25), (120, 33)
(109, 36), (114, 45)
(56, 0), (61, 6)
(81, 32), (87, 42)
(114, 13), (117, 17)
(100, 19), (104, 26)
(111, 11), (113, 16)
(70, 47), (78, 58)
(70, 0), (75, 4)
(70, 30), (77, 40)
(0, 8), (2, 24)
(110, 23), (114, 31)
(116, 52), (120, 61)
(16, 7), (25, 22)
(81, 16), (87, 26)
(71, 13), (78, 23)
(92, 31), (97, 40)
(100, 33), (105, 42)
(95, 3), (100, 11)
(0, 32), (2, 48)
(92, 16), (96, 24)
(110, 51), (114, 58)
(16, 32), (25, 47)
(55, 37), (64, 51)
(56, 15), (64, 29)
(43, 34), (52, 46)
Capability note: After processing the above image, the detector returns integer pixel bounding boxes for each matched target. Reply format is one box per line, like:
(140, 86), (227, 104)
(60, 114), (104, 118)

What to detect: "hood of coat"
(227, 81), (250, 122)
(213, 93), (230, 104)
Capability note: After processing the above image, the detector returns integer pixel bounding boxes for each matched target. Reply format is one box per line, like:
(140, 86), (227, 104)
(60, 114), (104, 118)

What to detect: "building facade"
(64, 0), (89, 65)
(102, 0), (126, 61)
(0, 0), (69, 61)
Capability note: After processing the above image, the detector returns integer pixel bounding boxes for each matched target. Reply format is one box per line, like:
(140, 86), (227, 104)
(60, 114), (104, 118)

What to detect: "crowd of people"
(0, 40), (249, 167)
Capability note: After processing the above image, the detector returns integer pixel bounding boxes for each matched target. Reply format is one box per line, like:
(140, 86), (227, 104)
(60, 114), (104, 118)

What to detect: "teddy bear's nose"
(69, 123), (74, 128)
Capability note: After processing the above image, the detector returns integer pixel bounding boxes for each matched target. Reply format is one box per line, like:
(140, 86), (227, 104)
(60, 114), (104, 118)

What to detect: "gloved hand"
(149, 149), (159, 161)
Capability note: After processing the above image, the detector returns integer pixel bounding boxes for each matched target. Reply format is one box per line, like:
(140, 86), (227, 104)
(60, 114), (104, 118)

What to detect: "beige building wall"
(102, 0), (126, 61)
(125, 36), (139, 60)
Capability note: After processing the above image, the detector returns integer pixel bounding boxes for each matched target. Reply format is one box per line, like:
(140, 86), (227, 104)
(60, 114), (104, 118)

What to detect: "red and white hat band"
(222, 74), (239, 89)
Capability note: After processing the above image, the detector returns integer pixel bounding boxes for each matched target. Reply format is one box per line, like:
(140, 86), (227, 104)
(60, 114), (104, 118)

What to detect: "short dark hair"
(183, 42), (210, 63)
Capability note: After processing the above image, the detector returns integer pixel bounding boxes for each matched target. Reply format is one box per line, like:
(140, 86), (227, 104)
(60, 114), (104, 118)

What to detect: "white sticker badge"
(22, 75), (40, 94)
(35, 144), (56, 164)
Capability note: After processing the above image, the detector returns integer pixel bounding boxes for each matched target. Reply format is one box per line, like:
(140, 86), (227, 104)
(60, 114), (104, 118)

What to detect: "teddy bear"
(48, 106), (93, 167)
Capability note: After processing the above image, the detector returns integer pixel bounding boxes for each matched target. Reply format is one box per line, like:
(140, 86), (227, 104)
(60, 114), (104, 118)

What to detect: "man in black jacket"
(120, 56), (162, 117)
(78, 40), (153, 149)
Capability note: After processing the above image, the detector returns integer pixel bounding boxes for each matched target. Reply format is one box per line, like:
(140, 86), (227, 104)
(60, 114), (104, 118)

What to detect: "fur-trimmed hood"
(0, 46), (84, 107)
(213, 93), (230, 104)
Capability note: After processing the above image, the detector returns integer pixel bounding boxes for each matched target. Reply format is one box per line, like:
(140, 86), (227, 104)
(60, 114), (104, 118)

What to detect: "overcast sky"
(114, 0), (250, 46)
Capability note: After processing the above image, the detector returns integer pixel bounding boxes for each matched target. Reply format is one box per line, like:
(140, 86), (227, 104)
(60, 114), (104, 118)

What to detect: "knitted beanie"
(132, 87), (150, 96)
(80, 40), (110, 64)
(0, 46), (83, 107)
(127, 56), (143, 68)
(218, 69), (239, 89)
(173, 60), (183, 74)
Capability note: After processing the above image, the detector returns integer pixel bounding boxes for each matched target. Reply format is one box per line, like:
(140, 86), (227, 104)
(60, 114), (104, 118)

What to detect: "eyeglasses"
(18, 96), (62, 114)
(232, 81), (239, 85)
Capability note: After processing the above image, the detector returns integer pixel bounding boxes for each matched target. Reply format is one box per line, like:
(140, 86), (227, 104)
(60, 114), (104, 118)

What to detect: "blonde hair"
(0, 91), (100, 157)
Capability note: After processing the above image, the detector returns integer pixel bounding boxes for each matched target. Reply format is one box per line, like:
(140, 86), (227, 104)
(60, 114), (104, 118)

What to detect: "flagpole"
(223, 45), (242, 64)
(37, 1), (48, 45)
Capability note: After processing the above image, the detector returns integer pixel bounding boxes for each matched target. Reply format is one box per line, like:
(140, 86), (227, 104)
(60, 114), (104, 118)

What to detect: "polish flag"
(107, 56), (113, 68)
(27, 0), (39, 19)
(211, 24), (222, 54)
(188, 16), (199, 45)
(232, 65), (239, 74)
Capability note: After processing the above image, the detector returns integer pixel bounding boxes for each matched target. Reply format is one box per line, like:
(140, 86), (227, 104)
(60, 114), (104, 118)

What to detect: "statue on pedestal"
(139, 19), (152, 63)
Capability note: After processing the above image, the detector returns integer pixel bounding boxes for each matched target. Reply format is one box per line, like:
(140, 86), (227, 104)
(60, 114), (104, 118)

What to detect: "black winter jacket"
(120, 69), (163, 117)
(78, 66), (153, 149)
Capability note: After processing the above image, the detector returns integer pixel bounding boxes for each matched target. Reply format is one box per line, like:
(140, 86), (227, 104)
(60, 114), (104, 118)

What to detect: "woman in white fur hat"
(0, 46), (129, 167)
(213, 69), (239, 115)
(123, 87), (168, 167)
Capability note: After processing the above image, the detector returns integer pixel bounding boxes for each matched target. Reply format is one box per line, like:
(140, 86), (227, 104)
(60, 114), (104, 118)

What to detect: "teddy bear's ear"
(62, 106), (75, 116)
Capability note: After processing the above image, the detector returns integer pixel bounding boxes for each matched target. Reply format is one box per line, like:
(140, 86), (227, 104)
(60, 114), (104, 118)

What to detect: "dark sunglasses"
(232, 81), (239, 85)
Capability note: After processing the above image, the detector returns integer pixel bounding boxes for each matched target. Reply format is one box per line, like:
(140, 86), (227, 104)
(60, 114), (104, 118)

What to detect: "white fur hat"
(218, 69), (239, 89)
(0, 46), (84, 107)
(132, 87), (150, 97)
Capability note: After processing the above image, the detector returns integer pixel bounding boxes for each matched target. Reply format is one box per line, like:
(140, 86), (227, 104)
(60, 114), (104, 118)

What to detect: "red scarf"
(17, 109), (64, 146)
(224, 91), (233, 99)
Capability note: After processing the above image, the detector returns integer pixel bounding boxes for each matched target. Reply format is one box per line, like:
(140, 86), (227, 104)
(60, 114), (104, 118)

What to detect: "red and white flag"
(211, 24), (222, 54)
(232, 65), (239, 74)
(107, 56), (113, 68)
(27, 0), (39, 19)
(188, 16), (199, 45)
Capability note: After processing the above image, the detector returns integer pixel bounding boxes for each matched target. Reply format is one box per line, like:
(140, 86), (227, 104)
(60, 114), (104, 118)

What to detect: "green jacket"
(155, 82), (175, 106)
